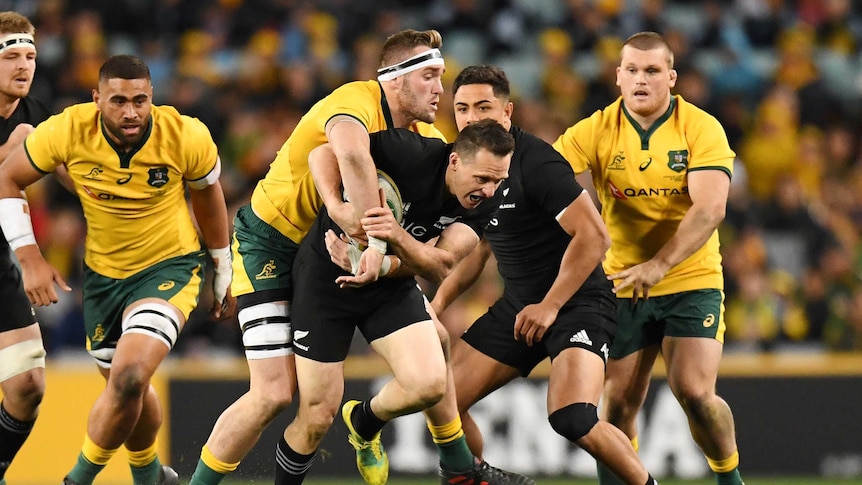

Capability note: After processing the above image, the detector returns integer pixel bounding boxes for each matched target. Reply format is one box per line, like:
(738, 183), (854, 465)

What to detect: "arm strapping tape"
(0, 198), (37, 250)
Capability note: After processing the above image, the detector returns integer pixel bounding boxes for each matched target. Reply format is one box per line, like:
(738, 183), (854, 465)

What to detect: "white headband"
(0, 33), (35, 53)
(377, 48), (444, 82)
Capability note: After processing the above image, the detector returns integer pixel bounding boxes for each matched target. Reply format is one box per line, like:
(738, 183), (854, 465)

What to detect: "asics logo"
(639, 157), (652, 171)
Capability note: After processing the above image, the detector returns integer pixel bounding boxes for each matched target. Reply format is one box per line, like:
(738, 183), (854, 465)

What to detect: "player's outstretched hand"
(16, 245), (71, 306)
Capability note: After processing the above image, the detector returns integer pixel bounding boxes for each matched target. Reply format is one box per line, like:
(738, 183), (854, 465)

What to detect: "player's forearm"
(543, 229), (607, 309)
(190, 183), (231, 249)
(338, 150), (382, 219)
(431, 241), (490, 314)
(651, 202), (724, 272)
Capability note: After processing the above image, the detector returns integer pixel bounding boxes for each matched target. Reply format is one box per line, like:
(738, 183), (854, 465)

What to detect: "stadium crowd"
(14, 0), (862, 356)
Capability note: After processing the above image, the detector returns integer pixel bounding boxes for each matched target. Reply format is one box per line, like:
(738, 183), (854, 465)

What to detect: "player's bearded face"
(95, 77), (154, 150)
(616, 46), (676, 118)
(0, 44), (36, 99)
(398, 66), (443, 125)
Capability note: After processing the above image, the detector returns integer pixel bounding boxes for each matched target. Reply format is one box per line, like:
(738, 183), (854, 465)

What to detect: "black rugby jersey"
(0, 96), (50, 255)
(306, 128), (502, 259)
(485, 125), (609, 304)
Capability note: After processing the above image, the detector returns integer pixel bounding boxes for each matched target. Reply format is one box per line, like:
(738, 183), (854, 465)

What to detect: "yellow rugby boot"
(341, 400), (389, 485)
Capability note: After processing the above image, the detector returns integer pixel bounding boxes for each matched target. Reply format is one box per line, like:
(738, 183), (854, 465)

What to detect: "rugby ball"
(377, 169), (403, 223)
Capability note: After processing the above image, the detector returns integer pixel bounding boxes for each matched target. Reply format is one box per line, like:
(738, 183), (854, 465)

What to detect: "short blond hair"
(379, 29), (442, 68)
(0, 11), (35, 36)
(623, 31), (673, 68)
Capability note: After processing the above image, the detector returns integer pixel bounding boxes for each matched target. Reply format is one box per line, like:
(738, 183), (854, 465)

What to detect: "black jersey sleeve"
(519, 133), (584, 218)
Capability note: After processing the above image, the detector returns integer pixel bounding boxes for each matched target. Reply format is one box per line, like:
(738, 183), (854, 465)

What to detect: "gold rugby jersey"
(553, 95), (735, 297)
(250, 80), (446, 243)
(25, 103), (218, 279)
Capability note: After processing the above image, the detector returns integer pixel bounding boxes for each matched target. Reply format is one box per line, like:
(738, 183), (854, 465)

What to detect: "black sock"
(0, 401), (35, 479)
(351, 400), (387, 441)
(645, 474), (657, 485)
(274, 435), (316, 485)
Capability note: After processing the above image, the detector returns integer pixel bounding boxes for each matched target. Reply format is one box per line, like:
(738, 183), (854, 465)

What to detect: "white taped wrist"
(208, 246), (232, 304)
(379, 256), (392, 277)
(367, 236), (387, 254)
(0, 198), (37, 250)
(208, 246), (232, 270)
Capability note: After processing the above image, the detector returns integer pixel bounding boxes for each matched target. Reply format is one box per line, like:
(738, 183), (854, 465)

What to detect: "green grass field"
(212, 477), (861, 485)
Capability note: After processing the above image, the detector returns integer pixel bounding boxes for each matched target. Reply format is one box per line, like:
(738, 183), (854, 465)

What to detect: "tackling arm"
(430, 238), (492, 315)
(189, 177), (235, 319)
(387, 222), (480, 284)
(0, 142), (70, 305)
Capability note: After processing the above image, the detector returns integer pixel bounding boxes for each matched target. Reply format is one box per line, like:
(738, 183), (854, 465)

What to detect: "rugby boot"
(439, 460), (536, 485)
(156, 465), (180, 485)
(342, 400), (389, 485)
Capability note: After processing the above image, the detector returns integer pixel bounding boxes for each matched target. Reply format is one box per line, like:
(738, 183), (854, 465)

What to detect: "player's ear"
(449, 151), (459, 170)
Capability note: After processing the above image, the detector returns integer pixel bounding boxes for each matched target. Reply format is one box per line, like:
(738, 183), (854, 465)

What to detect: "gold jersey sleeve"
(24, 103), (219, 279)
(250, 80), (446, 243)
(554, 95), (735, 297)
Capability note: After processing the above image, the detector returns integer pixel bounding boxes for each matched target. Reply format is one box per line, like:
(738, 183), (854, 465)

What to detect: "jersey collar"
(622, 95), (677, 150)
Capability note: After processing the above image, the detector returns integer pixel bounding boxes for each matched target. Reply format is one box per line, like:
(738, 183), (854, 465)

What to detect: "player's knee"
(548, 403), (599, 443)
(414, 366), (447, 408)
(2, 368), (45, 412)
(676, 389), (717, 422)
(109, 364), (150, 401)
(252, 386), (294, 416)
(299, 400), (338, 442)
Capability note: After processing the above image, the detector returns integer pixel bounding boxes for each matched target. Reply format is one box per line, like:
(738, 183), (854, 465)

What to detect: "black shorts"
(291, 244), (431, 363)
(461, 289), (616, 377)
(0, 251), (37, 332)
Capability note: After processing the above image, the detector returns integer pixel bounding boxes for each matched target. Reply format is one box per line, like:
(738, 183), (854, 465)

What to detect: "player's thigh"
(461, 298), (546, 378)
(658, 289), (726, 395)
(82, 252), (204, 367)
(548, 347), (606, 412)
(449, 337), (520, 412)
(231, 204), (298, 299)
(247, 353), (296, 396)
(371, 318), (446, 385)
(294, 355), (345, 418)
(540, 295), (615, 412)
(662, 336), (723, 398)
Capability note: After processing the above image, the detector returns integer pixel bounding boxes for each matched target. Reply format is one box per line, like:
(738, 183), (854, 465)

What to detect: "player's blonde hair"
(623, 31), (674, 68)
(379, 29), (443, 68)
(0, 11), (35, 36)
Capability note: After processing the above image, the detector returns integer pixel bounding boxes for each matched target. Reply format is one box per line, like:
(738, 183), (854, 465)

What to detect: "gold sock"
(427, 416), (465, 445)
(201, 445), (240, 473)
(707, 450), (740, 473)
(127, 442), (158, 467)
(81, 434), (118, 466)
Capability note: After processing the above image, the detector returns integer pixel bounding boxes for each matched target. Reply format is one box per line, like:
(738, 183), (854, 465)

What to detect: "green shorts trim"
(231, 204), (300, 298)
(610, 289), (725, 359)
(83, 251), (205, 352)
